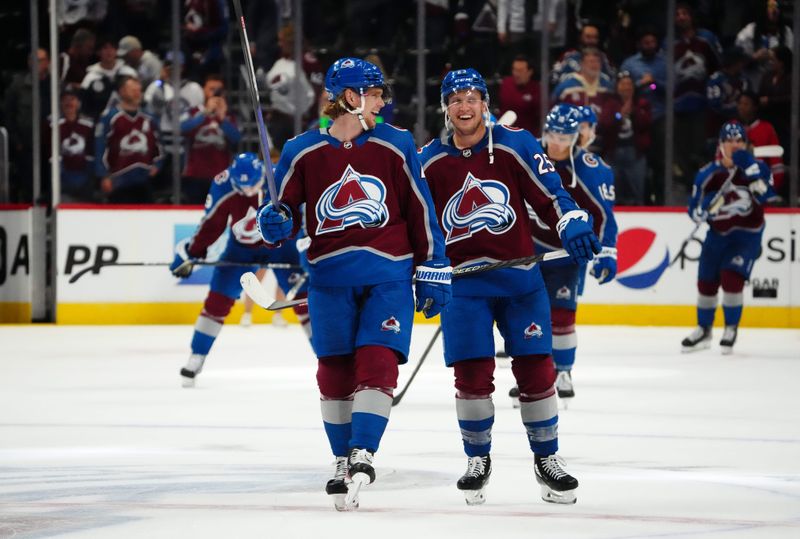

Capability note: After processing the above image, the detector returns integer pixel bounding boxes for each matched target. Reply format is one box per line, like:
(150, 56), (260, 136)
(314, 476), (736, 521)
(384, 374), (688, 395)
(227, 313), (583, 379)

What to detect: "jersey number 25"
(533, 153), (556, 175)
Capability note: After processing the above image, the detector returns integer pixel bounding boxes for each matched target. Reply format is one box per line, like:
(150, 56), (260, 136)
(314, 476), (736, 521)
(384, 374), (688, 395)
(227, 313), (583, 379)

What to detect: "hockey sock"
(190, 291), (235, 355)
(350, 346), (398, 453)
(551, 308), (577, 371)
(512, 355), (559, 455)
(697, 280), (720, 328)
(292, 293), (312, 340)
(721, 270), (745, 326)
(317, 354), (356, 456)
(454, 358), (495, 457)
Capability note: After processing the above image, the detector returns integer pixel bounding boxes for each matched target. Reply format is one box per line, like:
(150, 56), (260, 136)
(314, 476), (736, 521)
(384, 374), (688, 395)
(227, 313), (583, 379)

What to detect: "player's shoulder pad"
(417, 137), (444, 167)
(493, 123), (539, 153)
(281, 128), (327, 160)
(372, 123), (416, 153)
(207, 169), (234, 201)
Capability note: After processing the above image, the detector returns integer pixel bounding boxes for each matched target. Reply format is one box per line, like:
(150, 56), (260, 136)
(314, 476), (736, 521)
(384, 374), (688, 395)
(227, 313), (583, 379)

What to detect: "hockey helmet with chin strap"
(718, 121), (747, 143)
(440, 68), (489, 109)
(543, 103), (582, 187)
(577, 105), (597, 126)
(324, 57), (390, 102)
(228, 152), (265, 194)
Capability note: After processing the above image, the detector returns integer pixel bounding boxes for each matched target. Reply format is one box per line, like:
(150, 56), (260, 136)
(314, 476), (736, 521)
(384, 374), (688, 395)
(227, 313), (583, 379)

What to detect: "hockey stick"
(240, 271), (307, 310)
(231, 0), (280, 206)
(497, 110), (517, 127)
(68, 261), (299, 284)
(392, 325), (442, 406)
(249, 249), (571, 311)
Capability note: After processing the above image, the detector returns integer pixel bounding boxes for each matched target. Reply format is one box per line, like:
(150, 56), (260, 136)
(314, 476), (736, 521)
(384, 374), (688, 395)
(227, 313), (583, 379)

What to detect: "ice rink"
(1, 322), (799, 538)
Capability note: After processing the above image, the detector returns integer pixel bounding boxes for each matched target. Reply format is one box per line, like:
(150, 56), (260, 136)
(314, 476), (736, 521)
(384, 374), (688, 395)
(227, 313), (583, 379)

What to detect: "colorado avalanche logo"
(231, 207), (263, 245)
(715, 186), (753, 219)
(62, 132), (86, 156)
(119, 129), (148, 156)
(381, 316), (401, 333)
(524, 322), (543, 339)
(316, 164), (389, 235)
(442, 173), (516, 244)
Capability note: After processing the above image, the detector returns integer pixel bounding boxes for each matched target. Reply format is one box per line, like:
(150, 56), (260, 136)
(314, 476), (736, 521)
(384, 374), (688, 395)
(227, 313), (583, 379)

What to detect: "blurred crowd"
(0, 0), (794, 205)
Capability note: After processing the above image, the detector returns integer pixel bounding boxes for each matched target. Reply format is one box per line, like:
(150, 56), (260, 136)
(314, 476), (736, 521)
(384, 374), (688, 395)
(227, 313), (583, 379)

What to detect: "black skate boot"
(496, 350), (509, 358)
(720, 325), (737, 355)
(555, 370), (575, 400)
(180, 354), (206, 388)
(457, 454), (492, 505)
(534, 454), (578, 504)
(509, 386), (520, 408)
(343, 447), (374, 511)
(681, 326), (712, 353)
(326, 456), (348, 511)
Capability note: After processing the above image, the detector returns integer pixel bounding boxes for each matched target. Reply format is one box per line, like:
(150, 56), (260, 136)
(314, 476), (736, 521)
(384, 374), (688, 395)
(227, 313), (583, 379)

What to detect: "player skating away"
(419, 69), (601, 506)
(681, 122), (776, 354)
(255, 58), (450, 511)
(527, 104), (618, 403)
(170, 152), (311, 387)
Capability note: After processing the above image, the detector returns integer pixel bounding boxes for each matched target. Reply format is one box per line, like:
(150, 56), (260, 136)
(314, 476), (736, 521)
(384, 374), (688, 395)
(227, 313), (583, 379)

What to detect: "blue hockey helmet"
(544, 103), (582, 135)
(577, 105), (597, 126)
(325, 57), (388, 102)
(228, 152), (264, 193)
(718, 121), (748, 143)
(440, 68), (489, 108)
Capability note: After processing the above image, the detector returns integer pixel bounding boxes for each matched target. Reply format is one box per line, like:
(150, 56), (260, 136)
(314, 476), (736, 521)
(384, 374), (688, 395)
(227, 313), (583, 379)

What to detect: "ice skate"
(720, 325), (738, 355)
(556, 370), (574, 404)
(239, 311), (252, 327)
(271, 311), (288, 328)
(325, 456), (349, 511)
(343, 448), (374, 511)
(534, 454), (578, 504)
(180, 354), (206, 388)
(495, 350), (509, 359)
(681, 326), (712, 353)
(509, 386), (520, 408)
(456, 454), (491, 505)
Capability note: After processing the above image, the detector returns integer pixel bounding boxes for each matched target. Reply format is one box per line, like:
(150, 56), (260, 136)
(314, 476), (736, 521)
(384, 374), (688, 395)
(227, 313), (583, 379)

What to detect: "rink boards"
(1, 205), (798, 326)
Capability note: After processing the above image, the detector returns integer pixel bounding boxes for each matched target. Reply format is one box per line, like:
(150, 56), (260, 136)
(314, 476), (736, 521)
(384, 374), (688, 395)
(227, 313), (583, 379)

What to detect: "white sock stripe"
(456, 397), (495, 421)
(460, 427), (492, 446)
(697, 294), (718, 309)
(553, 333), (577, 350)
(352, 389), (392, 419)
(195, 316), (223, 337)
(320, 399), (353, 424)
(722, 292), (744, 307)
(520, 393), (558, 423)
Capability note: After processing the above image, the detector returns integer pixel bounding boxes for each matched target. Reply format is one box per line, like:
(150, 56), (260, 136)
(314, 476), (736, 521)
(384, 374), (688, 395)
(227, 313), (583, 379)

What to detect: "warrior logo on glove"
(316, 164), (389, 234)
(442, 172), (516, 244)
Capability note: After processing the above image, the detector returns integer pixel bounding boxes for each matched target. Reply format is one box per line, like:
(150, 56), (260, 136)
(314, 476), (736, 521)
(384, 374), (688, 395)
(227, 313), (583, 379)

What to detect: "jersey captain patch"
(315, 164), (389, 235)
(441, 172), (516, 244)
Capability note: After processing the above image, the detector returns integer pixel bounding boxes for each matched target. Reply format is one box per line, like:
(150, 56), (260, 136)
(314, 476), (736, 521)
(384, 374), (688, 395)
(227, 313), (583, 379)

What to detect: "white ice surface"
(1, 324), (799, 538)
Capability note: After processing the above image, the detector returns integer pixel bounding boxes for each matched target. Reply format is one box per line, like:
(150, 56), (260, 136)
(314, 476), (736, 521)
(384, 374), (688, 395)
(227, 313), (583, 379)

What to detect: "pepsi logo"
(615, 228), (670, 289)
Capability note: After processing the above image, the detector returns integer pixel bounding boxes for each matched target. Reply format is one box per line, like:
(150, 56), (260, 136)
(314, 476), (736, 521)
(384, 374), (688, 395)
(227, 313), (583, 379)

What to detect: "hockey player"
(170, 152), (310, 387)
(529, 103), (618, 402)
(256, 58), (450, 511)
(682, 121), (776, 354)
(419, 69), (601, 506)
(576, 105), (597, 151)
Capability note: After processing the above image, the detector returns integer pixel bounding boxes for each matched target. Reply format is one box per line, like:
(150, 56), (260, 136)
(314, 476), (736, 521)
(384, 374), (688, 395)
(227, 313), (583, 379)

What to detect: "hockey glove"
(557, 211), (601, 265)
(414, 259), (452, 319)
(170, 238), (195, 278)
(731, 149), (760, 179)
(590, 246), (617, 285)
(257, 202), (293, 244)
(295, 236), (311, 274)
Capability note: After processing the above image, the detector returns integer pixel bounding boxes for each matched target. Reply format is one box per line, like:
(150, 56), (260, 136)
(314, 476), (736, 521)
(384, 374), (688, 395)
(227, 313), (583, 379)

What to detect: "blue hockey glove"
(732, 149), (760, 179)
(590, 247), (617, 285)
(295, 236), (311, 274)
(169, 238), (195, 278)
(257, 202), (293, 244)
(688, 204), (708, 223)
(557, 211), (601, 265)
(414, 259), (452, 319)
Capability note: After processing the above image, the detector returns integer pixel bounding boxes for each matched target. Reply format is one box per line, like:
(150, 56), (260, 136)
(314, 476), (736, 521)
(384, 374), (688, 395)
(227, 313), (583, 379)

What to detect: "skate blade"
(181, 376), (196, 388)
(343, 473), (370, 510)
(331, 493), (347, 511)
(511, 397), (520, 409)
(681, 341), (711, 353)
(559, 397), (571, 410)
(720, 345), (733, 355)
(462, 488), (487, 506)
(540, 485), (577, 504)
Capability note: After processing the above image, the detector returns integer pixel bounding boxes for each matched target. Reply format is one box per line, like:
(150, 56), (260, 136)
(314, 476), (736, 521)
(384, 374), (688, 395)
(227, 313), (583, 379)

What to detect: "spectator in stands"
(499, 54), (541, 136)
(551, 23), (615, 85)
(706, 47), (750, 139)
(95, 76), (163, 203)
(758, 45), (792, 152)
(620, 26), (666, 204)
(47, 86), (96, 202)
(735, 0), (793, 88)
(610, 72), (651, 206)
(672, 2), (721, 193)
(183, 0), (229, 79)
(737, 91), (785, 198)
(180, 74), (241, 204)
(80, 36), (138, 121)
(118, 35), (163, 89)
(59, 28), (96, 86)
(3, 48), (52, 203)
(552, 47), (619, 159)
